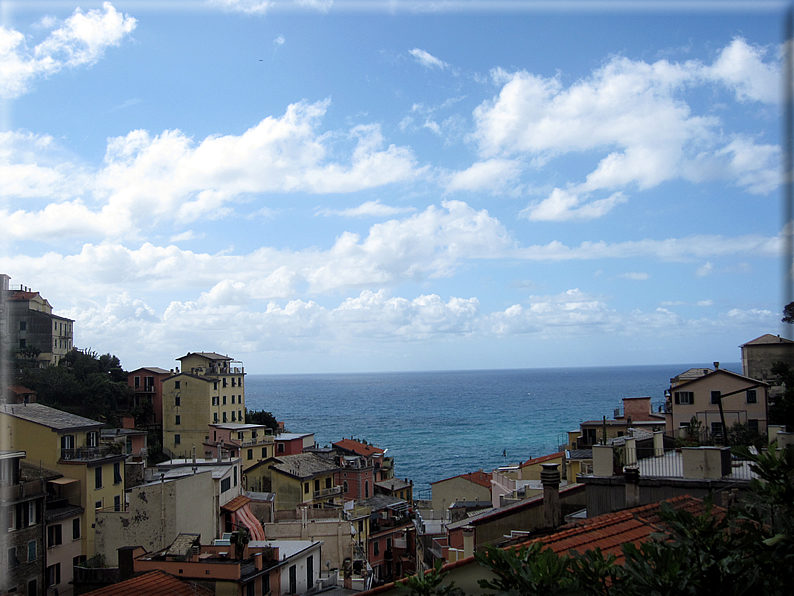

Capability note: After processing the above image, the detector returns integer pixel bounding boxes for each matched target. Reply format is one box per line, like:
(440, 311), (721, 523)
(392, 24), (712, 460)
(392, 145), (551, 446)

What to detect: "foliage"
(769, 362), (794, 430)
(403, 560), (463, 596)
(476, 543), (580, 596)
(16, 347), (133, 426)
(783, 301), (794, 324)
(245, 409), (279, 430)
(685, 416), (702, 440)
(726, 422), (766, 449)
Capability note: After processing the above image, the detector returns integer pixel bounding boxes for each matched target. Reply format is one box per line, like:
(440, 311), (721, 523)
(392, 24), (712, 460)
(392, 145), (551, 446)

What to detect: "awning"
(232, 504), (265, 541)
(221, 495), (251, 513)
(49, 477), (79, 485)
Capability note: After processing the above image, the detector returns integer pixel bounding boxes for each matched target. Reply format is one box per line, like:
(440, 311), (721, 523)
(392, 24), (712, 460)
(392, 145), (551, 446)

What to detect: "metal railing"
(313, 486), (343, 499)
(60, 445), (114, 461)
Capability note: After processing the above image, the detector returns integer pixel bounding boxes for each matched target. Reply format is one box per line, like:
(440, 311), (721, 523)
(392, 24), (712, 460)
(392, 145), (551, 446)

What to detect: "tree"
(783, 301), (794, 324)
(245, 409), (279, 431)
(769, 362), (794, 431)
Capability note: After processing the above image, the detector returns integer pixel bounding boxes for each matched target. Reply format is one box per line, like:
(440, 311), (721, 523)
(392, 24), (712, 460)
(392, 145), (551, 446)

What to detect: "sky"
(0, 0), (790, 374)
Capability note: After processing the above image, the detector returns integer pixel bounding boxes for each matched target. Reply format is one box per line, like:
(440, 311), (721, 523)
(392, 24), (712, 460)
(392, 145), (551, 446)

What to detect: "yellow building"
(161, 352), (246, 458)
(0, 404), (127, 558)
(257, 453), (342, 511)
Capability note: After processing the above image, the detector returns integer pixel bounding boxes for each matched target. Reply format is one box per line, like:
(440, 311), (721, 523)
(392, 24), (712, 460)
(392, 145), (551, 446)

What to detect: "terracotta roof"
(221, 494), (252, 512)
(521, 451), (564, 468)
(334, 438), (385, 457)
(740, 334), (794, 346)
(81, 570), (214, 596)
(6, 385), (36, 395)
(361, 495), (716, 596)
(431, 470), (492, 489)
(9, 291), (40, 300)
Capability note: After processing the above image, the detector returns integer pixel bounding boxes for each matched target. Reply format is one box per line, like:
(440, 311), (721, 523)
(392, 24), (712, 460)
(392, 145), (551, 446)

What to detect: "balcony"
(0, 479), (45, 503)
(132, 385), (156, 393)
(313, 485), (343, 500)
(240, 436), (274, 446)
(60, 445), (118, 461)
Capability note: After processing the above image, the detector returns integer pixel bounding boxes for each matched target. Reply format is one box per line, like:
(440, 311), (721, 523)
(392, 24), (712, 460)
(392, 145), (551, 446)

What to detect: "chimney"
(624, 467), (640, 508)
(462, 526), (474, 559)
(541, 463), (561, 528)
(254, 552), (263, 571)
(713, 362), (720, 370)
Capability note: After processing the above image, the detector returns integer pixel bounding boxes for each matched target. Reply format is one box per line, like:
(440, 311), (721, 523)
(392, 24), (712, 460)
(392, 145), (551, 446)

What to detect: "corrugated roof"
(81, 570), (214, 596)
(0, 403), (103, 431)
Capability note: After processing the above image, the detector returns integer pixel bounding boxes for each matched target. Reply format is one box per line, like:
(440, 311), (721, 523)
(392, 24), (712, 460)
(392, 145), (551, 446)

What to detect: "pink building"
(127, 367), (171, 425)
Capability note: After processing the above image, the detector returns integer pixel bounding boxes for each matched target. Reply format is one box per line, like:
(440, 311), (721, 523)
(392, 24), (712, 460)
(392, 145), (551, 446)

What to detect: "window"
(72, 518), (80, 540)
(73, 555), (87, 567)
(221, 477), (231, 493)
(214, 381), (218, 391)
(314, 479), (320, 493)
(223, 395), (227, 405)
(28, 540), (36, 562)
(234, 466), (238, 487)
(386, 537), (392, 550)
(85, 431), (97, 447)
(304, 482), (309, 494)
(343, 481), (349, 493)
(326, 477), (332, 489)
(747, 389), (757, 404)
(232, 378), (236, 387)
(711, 422), (724, 437)
(175, 415), (181, 425)
(374, 540), (379, 556)
(19, 338), (26, 349)
(239, 410), (242, 421)
(674, 391), (693, 405)
(174, 380), (180, 389)
(20, 321), (26, 331)
(114, 496), (121, 511)
(246, 582), (255, 596)
(48, 524), (62, 547)
(174, 434), (181, 445)
(28, 501), (37, 525)
(95, 466), (102, 489)
(8, 506), (15, 531)
(46, 563), (61, 588)
(252, 430), (258, 439)
(232, 411), (236, 422)
(238, 432), (245, 440)
(8, 547), (19, 569)
(748, 419), (759, 432)
(214, 413), (219, 423)
(711, 391), (721, 405)
(248, 449), (253, 460)
(145, 376), (154, 388)
(223, 378), (227, 388)
(223, 412), (227, 422)
(261, 447), (267, 458)
(175, 395), (181, 406)
(212, 396), (219, 406)
(134, 376), (140, 388)
(232, 395), (235, 404)
(307, 555), (313, 589)
(262, 572), (270, 596)
(365, 481), (369, 498)
(95, 501), (102, 509)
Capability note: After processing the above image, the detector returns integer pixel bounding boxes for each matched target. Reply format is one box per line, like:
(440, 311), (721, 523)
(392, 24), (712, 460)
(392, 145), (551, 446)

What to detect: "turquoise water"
(245, 363), (740, 495)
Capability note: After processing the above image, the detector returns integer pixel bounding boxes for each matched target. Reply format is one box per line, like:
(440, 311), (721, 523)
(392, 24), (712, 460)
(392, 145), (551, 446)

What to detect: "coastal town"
(2, 275), (793, 596)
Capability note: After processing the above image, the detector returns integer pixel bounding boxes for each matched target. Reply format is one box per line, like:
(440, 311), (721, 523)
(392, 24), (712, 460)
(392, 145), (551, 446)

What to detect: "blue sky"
(0, 0), (788, 374)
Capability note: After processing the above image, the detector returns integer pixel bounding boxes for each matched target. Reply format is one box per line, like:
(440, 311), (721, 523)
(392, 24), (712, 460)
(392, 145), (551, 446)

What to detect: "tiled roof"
(6, 385), (36, 395)
(178, 352), (233, 361)
(361, 495), (716, 596)
(81, 570), (214, 596)
(270, 452), (338, 478)
(334, 438), (385, 457)
(221, 494), (252, 512)
(361, 494), (408, 512)
(129, 367), (171, 374)
(741, 334), (794, 346)
(521, 452), (564, 468)
(0, 403), (103, 430)
(432, 470), (492, 489)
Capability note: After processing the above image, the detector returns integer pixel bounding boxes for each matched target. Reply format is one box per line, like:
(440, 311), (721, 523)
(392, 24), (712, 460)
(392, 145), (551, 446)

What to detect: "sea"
(245, 363), (741, 498)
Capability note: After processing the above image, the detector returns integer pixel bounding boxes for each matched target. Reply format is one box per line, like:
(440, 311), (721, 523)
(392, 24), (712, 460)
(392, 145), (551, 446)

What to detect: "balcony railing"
(313, 486), (343, 499)
(132, 385), (156, 393)
(0, 479), (45, 502)
(240, 436), (275, 446)
(60, 445), (115, 461)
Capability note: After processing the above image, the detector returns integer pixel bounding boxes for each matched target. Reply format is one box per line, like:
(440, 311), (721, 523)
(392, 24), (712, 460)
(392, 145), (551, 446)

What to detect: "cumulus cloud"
(0, 2), (136, 99)
(471, 37), (780, 217)
(444, 159), (522, 193)
(316, 200), (416, 218)
(1, 100), (422, 241)
(696, 262), (714, 277)
(409, 48), (448, 70)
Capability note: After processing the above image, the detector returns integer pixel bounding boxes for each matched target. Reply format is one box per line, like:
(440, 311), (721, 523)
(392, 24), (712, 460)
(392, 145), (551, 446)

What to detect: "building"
(127, 367), (171, 425)
(161, 352), (246, 458)
(430, 471), (492, 518)
(740, 334), (794, 400)
(575, 396), (666, 448)
(360, 494), (414, 585)
(4, 385), (37, 404)
(41, 464), (84, 596)
(0, 274), (74, 367)
(333, 438), (394, 481)
(276, 432), (315, 456)
(1, 450), (47, 596)
(375, 477), (413, 504)
(664, 367), (770, 438)
(206, 422), (276, 467)
(81, 569), (214, 596)
(262, 452), (343, 511)
(333, 451), (376, 502)
(0, 404), (127, 558)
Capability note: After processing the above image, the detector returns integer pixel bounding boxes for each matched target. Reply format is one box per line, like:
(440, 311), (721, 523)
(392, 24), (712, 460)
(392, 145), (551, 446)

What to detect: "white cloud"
(519, 189), (627, 222)
(0, 2), (136, 99)
(619, 272), (649, 280)
(316, 200), (416, 218)
(444, 159), (522, 193)
(471, 38), (780, 218)
(208, 0), (273, 14)
(697, 300), (714, 307)
(409, 48), (448, 70)
(169, 230), (200, 242)
(274, 35), (285, 46)
(2, 100), (422, 241)
(696, 261), (714, 277)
